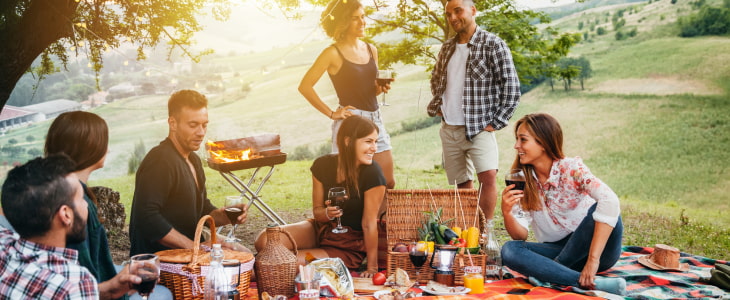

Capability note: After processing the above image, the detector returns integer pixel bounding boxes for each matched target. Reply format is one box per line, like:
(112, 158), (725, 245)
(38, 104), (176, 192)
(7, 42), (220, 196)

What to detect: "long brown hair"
(45, 111), (108, 221)
(320, 0), (363, 41)
(45, 111), (109, 172)
(511, 113), (564, 211)
(336, 115), (378, 196)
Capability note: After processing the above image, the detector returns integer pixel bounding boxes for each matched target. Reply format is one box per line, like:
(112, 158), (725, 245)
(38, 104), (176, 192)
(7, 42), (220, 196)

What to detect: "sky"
(192, 0), (579, 53)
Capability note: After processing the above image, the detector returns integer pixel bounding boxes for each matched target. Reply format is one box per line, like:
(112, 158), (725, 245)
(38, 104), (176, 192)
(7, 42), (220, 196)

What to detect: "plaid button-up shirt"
(0, 229), (98, 299)
(428, 27), (521, 140)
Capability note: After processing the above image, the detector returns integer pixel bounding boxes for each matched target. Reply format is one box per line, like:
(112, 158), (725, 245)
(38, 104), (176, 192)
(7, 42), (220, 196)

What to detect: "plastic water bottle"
(205, 244), (231, 300)
(482, 220), (503, 282)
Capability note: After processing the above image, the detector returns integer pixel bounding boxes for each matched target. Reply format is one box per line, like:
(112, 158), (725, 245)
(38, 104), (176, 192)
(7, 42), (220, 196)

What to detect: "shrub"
(127, 139), (146, 175)
(679, 6), (730, 37)
(289, 145), (313, 161)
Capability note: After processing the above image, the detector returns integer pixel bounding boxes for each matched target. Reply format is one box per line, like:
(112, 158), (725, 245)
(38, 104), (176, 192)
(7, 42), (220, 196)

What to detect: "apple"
(392, 242), (409, 252)
(372, 272), (386, 285)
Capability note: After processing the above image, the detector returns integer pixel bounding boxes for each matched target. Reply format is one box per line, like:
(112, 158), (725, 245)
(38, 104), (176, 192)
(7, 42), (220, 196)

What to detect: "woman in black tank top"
(298, 0), (395, 190)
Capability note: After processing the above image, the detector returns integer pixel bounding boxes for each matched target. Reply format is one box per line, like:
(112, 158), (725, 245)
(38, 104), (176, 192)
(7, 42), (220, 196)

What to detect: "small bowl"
(459, 247), (480, 254)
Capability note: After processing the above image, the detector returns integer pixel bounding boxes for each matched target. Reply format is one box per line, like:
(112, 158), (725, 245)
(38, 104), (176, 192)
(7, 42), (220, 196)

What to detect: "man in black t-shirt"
(129, 90), (249, 255)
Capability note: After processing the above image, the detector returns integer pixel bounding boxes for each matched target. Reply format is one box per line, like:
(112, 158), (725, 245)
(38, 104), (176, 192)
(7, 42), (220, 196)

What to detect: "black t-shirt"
(129, 138), (217, 255)
(310, 154), (386, 231)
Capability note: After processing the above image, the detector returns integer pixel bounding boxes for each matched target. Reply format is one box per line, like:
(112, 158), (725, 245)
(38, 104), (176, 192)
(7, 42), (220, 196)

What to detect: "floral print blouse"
(515, 157), (621, 243)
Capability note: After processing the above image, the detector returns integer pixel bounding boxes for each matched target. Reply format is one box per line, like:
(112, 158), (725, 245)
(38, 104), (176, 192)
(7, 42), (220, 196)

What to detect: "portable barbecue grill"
(206, 133), (287, 226)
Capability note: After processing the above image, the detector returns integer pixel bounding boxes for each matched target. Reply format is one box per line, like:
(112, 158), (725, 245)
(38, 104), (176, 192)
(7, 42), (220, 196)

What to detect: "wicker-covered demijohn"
(385, 189), (486, 285)
(155, 215), (254, 300)
(254, 225), (299, 298)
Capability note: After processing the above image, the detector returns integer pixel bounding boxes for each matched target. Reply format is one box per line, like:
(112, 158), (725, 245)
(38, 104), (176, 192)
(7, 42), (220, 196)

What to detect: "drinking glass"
(376, 69), (394, 106)
(328, 187), (348, 234)
(224, 195), (243, 243)
(130, 253), (160, 299)
(505, 169), (527, 218)
(409, 241), (429, 287)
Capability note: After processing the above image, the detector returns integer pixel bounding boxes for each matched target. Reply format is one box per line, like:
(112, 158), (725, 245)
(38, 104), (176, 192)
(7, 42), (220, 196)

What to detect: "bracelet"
(330, 110), (335, 119)
(326, 207), (335, 220)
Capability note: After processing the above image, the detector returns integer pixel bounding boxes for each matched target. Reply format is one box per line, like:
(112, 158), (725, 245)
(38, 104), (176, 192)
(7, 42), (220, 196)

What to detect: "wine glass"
(224, 195), (243, 242)
(409, 241), (429, 287)
(130, 253), (160, 299)
(505, 169), (527, 218)
(328, 187), (348, 234)
(376, 69), (394, 106)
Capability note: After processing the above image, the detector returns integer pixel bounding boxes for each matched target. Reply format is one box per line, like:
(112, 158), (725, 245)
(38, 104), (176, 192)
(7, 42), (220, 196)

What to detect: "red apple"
(372, 272), (386, 285)
(392, 242), (409, 252)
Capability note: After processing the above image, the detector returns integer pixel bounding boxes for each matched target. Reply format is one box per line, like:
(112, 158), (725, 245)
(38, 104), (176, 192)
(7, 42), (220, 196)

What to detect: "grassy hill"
(1, 0), (729, 260)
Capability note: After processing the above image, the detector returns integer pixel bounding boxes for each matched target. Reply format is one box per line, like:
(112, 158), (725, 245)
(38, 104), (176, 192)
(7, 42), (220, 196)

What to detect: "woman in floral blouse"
(501, 113), (626, 295)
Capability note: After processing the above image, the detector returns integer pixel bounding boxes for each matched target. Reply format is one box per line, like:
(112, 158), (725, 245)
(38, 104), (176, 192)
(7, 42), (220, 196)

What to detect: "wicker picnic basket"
(385, 189), (486, 285)
(155, 215), (254, 299)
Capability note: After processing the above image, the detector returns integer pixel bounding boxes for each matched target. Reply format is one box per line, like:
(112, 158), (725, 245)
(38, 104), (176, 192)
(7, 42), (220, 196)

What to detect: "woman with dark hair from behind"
(254, 115), (386, 277)
(45, 111), (171, 300)
(500, 113), (626, 295)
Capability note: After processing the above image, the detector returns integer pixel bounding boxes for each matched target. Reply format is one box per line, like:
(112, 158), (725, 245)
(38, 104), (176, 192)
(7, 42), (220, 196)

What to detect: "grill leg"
(219, 168), (287, 226)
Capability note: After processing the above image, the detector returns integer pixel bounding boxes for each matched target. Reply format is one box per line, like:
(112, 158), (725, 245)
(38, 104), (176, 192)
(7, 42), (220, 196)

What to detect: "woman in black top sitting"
(298, 0), (395, 189)
(255, 116), (386, 277)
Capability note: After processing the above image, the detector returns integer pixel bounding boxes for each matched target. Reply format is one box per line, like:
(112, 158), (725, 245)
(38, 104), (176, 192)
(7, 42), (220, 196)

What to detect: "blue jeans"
(501, 203), (623, 286)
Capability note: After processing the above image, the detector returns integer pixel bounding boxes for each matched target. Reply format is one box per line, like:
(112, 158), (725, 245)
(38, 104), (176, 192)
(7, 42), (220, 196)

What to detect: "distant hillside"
(537, 0), (648, 21)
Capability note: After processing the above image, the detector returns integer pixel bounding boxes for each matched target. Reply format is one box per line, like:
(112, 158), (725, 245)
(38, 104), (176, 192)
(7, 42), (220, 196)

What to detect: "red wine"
(409, 253), (427, 267)
(376, 78), (394, 86)
(505, 179), (525, 191)
(329, 195), (346, 208)
(133, 277), (157, 296)
(225, 207), (243, 224)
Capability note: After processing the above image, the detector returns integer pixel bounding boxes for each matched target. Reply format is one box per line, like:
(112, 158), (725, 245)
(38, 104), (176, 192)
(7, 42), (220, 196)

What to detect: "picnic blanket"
(246, 277), (601, 299)
(526, 245), (730, 299)
(244, 246), (729, 299)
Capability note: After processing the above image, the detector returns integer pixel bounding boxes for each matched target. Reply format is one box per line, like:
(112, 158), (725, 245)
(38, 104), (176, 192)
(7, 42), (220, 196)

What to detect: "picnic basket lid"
(155, 215), (253, 266)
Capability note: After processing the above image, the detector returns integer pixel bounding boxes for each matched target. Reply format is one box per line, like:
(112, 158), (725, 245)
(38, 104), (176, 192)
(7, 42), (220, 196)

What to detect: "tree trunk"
(580, 78), (585, 90)
(0, 0), (77, 110)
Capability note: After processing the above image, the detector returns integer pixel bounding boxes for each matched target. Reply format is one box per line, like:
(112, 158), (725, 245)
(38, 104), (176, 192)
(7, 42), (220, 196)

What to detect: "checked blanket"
(606, 245), (729, 299)
(528, 245), (729, 299)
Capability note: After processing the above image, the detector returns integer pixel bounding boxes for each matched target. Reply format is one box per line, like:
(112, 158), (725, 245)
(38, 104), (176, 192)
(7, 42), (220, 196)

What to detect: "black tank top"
(328, 44), (378, 112)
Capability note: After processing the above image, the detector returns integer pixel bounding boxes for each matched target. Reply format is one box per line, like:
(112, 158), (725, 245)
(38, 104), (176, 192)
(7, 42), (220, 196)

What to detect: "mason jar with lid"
(463, 266), (484, 294)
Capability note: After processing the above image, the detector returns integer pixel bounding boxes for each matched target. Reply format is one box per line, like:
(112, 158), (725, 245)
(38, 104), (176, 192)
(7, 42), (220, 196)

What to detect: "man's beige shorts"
(439, 123), (499, 185)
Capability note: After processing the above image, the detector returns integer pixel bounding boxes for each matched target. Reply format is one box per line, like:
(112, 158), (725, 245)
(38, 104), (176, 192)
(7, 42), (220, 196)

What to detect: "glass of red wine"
(376, 69), (394, 106)
(328, 187), (348, 234)
(409, 241), (429, 287)
(130, 253), (160, 299)
(225, 195), (244, 243)
(505, 169), (527, 218)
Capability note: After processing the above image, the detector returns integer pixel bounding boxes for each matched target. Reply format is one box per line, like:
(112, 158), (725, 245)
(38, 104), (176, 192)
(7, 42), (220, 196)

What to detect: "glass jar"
(463, 266), (484, 294)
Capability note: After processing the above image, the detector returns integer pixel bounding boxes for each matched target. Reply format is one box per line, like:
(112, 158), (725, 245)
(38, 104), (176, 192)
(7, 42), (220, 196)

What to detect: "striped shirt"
(0, 229), (99, 299)
(428, 27), (521, 140)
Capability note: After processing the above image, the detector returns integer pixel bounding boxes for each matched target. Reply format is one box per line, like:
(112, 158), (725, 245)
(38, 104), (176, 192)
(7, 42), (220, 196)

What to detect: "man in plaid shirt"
(428, 0), (520, 222)
(0, 155), (139, 299)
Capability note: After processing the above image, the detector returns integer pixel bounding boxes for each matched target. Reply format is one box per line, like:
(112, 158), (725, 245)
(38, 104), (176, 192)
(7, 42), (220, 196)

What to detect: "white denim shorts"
(331, 107), (392, 154)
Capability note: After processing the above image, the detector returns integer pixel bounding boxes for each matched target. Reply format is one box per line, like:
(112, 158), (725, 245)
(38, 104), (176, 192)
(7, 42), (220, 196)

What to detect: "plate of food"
(421, 281), (470, 296)
(373, 289), (420, 299)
